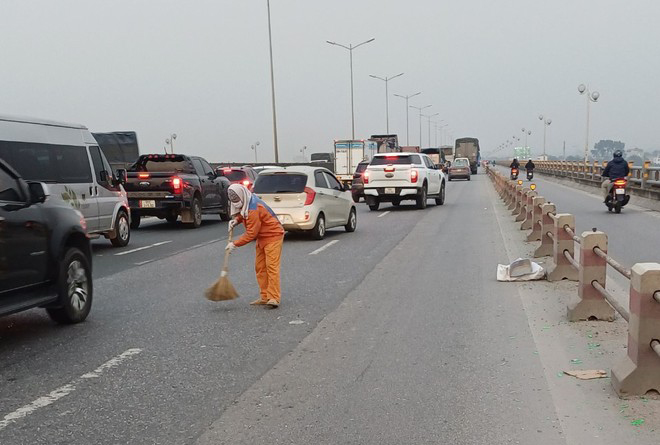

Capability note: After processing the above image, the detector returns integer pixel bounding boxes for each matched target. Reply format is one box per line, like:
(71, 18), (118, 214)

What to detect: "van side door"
(89, 146), (121, 231)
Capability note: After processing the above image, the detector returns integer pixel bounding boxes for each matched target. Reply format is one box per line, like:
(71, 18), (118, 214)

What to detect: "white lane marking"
(309, 240), (339, 255)
(114, 240), (172, 256)
(0, 348), (142, 432)
(133, 238), (225, 266)
(377, 211), (391, 218)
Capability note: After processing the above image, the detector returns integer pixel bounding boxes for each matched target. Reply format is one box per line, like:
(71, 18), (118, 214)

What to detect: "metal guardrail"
(486, 165), (660, 397)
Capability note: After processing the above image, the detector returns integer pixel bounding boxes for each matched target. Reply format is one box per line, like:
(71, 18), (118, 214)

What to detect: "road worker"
(225, 184), (285, 308)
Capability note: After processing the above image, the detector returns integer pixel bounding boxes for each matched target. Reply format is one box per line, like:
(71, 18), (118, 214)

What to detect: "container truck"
(454, 138), (480, 174)
(334, 140), (366, 187)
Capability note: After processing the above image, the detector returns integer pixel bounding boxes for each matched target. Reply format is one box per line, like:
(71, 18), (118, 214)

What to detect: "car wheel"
(435, 183), (445, 206)
(368, 200), (380, 211)
(467, 176), (471, 181)
(392, 200), (401, 207)
(311, 213), (326, 240)
(352, 193), (360, 203)
(166, 213), (178, 223)
(416, 186), (427, 210)
(345, 208), (357, 232)
(187, 197), (202, 228)
(110, 210), (130, 247)
(130, 213), (141, 229)
(615, 201), (622, 214)
(219, 210), (231, 221)
(46, 248), (93, 324)
(448, 177), (452, 182)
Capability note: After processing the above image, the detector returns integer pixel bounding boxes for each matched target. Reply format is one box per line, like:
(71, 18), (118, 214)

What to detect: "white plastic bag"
(497, 258), (545, 281)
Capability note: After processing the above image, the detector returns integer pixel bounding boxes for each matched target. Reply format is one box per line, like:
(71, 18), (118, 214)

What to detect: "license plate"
(139, 200), (156, 208)
(384, 188), (396, 194)
(615, 188), (625, 195)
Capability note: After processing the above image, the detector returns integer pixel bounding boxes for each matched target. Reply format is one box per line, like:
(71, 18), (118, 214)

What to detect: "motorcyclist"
(525, 159), (535, 172)
(601, 150), (630, 202)
(510, 158), (520, 169)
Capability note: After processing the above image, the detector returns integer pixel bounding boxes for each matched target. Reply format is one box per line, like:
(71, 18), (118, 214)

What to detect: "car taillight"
(138, 173), (150, 179)
(384, 165), (395, 173)
(614, 179), (627, 187)
(304, 187), (316, 205)
(363, 171), (370, 184)
(172, 176), (182, 194)
(411, 169), (418, 183)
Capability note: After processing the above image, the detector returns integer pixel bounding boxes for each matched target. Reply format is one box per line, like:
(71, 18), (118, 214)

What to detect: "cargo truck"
(334, 140), (367, 188)
(454, 138), (480, 174)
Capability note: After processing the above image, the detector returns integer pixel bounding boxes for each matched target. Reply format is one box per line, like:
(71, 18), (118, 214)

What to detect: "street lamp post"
(251, 141), (261, 163)
(578, 84), (600, 162)
(521, 128), (531, 156)
(410, 104), (431, 147)
(369, 73), (404, 134)
(393, 92), (421, 146)
(300, 145), (308, 161)
(165, 133), (177, 154)
(422, 113), (439, 148)
(266, 0), (279, 163)
(327, 38), (376, 140)
(538, 115), (552, 158)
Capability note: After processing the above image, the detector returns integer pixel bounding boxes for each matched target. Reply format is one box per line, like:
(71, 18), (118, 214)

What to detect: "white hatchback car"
(252, 166), (357, 240)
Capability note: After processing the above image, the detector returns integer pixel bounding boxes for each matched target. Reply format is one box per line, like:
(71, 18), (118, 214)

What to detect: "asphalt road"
(0, 173), (654, 444)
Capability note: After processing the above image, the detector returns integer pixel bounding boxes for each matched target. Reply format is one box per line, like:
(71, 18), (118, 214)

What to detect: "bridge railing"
(487, 166), (660, 398)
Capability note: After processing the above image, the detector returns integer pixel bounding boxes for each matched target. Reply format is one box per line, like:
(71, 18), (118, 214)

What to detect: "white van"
(0, 115), (131, 247)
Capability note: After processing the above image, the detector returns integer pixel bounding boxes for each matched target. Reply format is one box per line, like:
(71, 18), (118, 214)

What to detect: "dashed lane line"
(0, 348), (143, 432)
(114, 240), (172, 256)
(309, 240), (339, 255)
(377, 211), (391, 218)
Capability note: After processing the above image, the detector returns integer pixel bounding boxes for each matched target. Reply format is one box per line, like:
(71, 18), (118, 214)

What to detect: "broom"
(205, 228), (239, 301)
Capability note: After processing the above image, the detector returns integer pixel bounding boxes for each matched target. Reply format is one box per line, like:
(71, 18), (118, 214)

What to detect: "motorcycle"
(605, 178), (630, 214)
(510, 168), (519, 180)
(526, 170), (534, 181)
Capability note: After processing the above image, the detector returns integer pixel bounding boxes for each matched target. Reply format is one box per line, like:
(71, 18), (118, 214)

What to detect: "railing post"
(547, 214), (578, 281)
(534, 203), (556, 258)
(611, 263), (660, 397)
(515, 188), (531, 221)
(567, 231), (615, 321)
(526, 197), (545, 241)
(642, 161), (650, 189)
(521, 191), (537, 230)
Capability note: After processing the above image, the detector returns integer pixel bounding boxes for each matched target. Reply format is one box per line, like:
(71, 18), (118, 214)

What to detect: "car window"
(0, 141), (93, 184)
(253, 173), (308, 194)
(410, 154), (421, 165)
(370, 155), (412, 165)
(355, 163), (368, 173)
(323, 172), (343, 191)
(192, 159), (206, 177)
(0, 167), (22, 202)
(223, 170), (247, 182)
(201, 160), (215, 176)
(314, 171), (329, 188)
(129, 155), (194, 173)
(454, 159), (468, 167)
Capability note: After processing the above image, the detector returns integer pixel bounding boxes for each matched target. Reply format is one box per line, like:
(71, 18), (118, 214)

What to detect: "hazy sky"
(2, 0), (660, 162)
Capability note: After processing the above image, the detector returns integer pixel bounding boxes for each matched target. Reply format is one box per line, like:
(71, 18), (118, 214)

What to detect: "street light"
(326, 38), (376, 140)
(251, 141), (261, 163)
(393, 92), (421, 145)
(369, 72), (404, 134)
(521, 128), (532, 156)
(266, 0), (279, 163)
(165, 133), (177, 154)
(433, 121), (446, 146)
(538, 115), (552, 158)
(578, 84), (600, 162)
(300, 145), (308, 161)
(409, 104), (431, 147)
(422, 112), (439, 148)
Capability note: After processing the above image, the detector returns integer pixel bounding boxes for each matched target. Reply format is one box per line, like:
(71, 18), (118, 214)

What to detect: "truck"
(400, 146), (420, 153)
(370, 134), (399, 153)
(124, 154), (231, 229)
(310, 152), (335, 172)
(421, 148), (442, 166)
(454, 138), (480, 174)
(92, 131), (140, 172)
(334, 140), (367, 187)
(440, 145), (454, 163)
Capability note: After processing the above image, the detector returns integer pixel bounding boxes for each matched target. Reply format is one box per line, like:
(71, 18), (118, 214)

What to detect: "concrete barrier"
(534, 203), (556, 258)
(547, 214), (578, 282)
(526, 197), (545, 241)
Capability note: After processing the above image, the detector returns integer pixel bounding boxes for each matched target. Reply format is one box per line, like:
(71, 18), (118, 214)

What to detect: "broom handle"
(221, 227), (234, 276)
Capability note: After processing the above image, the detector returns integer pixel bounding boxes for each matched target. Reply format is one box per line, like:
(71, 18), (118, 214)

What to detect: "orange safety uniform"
(235, 196), (285, 303)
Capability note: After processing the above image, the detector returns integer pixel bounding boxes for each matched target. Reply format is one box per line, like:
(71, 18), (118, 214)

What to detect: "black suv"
(0, 160), (93, 323)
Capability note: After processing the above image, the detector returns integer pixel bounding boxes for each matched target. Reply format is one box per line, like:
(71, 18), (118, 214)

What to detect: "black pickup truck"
(124, 154), (231, 229)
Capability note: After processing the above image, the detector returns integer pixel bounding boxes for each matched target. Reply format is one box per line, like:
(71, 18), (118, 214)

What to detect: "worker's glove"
(225, 242), (236, 253)
(228, 219), (238, 232)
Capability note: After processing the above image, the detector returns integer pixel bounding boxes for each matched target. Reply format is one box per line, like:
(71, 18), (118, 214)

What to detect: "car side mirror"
(28, 182), (49, 204)
(208, 172), (217, 180)
(116, 169), (127, 185)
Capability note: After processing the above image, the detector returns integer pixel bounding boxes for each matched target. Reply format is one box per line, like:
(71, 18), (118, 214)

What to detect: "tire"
(448, 177), (452, 182)
(310, 213), (326, 240)
(435, 183), (446, 206)
(352, 194), (360, 203)
(416, 186), (427, 210)
(345, 208), (357, 232)
(110, 210), (130, 247)
(187, 196), (202, 229)
(166, 214), (178, 223)
(219, 211), (231, 222)
(467, 176), (471, 181)
(46, 248), (93, 324)
(368, 202), (380, 211)
(392, 200), (401, 207)
(615, 201), (622, 214)
(130, 213), (141, 229)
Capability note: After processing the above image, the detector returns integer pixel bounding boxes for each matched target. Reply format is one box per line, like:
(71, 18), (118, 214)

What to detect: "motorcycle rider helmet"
(613, 150), (623, 158)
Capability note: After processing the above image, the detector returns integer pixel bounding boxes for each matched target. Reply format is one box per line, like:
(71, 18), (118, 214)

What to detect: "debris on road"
(289, 320), (305, 325)
(497, 258), (545, 281)
(631, 418), (645, 426)
(563, 370), (608, 380)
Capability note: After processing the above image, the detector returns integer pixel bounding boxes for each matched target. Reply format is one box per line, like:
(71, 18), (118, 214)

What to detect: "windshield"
(370, 155), (413, 165)
(129, 155), (192, 173)
(311, 153), (332, 162)
(355, 163), (369, 173)
(253, 173), (308, 193)
(453, 159), (469, 167)
(220, 170), (248, 182)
